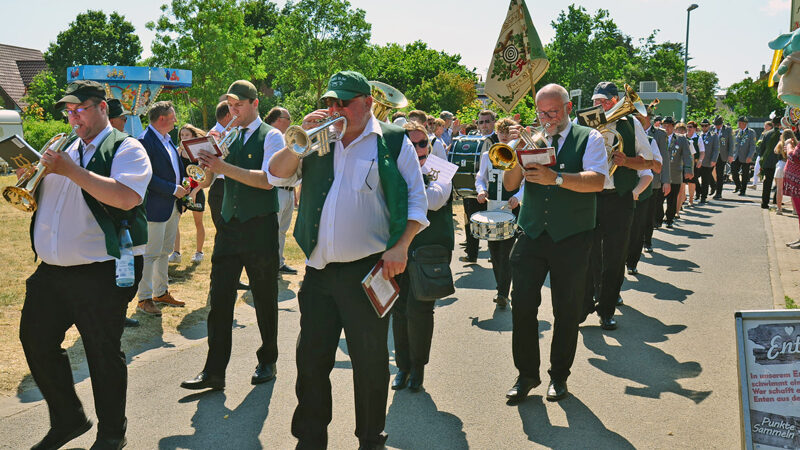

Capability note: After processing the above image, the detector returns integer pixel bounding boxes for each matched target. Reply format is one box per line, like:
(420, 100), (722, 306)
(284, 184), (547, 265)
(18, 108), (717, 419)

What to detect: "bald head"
(536, 84), (570, 104)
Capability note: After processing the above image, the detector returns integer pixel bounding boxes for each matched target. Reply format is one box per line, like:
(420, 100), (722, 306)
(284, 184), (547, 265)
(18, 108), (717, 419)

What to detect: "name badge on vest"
(559, 163), (565, 169)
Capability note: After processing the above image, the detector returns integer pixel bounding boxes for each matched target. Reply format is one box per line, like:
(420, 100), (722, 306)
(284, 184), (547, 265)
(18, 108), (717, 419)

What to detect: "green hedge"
(22, 118), (73, 150)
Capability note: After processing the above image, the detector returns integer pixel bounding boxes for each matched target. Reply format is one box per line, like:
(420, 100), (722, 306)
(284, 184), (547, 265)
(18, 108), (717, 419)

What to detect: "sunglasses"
(412, 139), (429, 148)
(324, 94), (364, 108)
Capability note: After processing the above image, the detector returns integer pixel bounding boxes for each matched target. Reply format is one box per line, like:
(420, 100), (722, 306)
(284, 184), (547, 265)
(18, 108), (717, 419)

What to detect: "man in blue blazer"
(136, 101), (186, 315)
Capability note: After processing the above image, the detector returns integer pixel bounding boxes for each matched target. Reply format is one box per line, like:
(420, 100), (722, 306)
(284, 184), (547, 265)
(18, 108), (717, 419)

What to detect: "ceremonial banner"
(792, 0), (800, 31)
(485, 0), (549, 113)
(735, 310), (800, 450)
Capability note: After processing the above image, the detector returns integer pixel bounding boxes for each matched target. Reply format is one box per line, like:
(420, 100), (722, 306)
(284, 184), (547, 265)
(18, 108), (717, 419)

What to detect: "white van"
(0, 109), (23, 140)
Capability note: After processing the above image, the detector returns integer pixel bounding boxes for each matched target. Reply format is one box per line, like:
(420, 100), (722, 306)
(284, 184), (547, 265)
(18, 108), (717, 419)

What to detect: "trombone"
(2, 125), (78, 212)
(186, 115), (239, 182)
(284, 114), (347, 158)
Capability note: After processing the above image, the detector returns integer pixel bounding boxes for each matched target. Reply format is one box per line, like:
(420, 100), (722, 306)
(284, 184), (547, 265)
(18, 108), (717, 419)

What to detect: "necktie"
(77, 141), (85, 168)
(238, 127), (249, 146)
(551, 133), (561, 152)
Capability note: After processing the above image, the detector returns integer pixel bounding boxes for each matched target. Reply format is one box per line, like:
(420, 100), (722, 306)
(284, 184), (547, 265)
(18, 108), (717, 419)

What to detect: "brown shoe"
(154, 291), (185, 307)
(137, 299), (162, 316)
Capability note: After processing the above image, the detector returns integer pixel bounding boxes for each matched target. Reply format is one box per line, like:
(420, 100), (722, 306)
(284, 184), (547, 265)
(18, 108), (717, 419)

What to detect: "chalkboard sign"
(735, 310), (800, 450)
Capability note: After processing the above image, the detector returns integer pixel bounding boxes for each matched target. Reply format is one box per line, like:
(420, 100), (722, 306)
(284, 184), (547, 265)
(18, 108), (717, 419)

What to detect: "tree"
(21, 71), (63, 120)
(412, 72), (476, 114)
(263, 0), (371, 100)
(45, 10), (142, 85)
(723, 78), (782, 118)
(687, 70), (719, 119)
(148, 0), (266, 128)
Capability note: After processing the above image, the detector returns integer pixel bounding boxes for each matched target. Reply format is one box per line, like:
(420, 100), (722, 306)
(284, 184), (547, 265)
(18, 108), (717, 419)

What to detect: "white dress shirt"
(429, 133), (447, 161)
(600, 117), (653, 189)
(141, 124), (181, 193)
(475, 151), (523, 202)
(238, 116), (286, 171)
(551, 122), (608, 176)
(210, 121), (226, 180)
(423, 165), (452, 211)
(34, 125), (153, 266)
(650, 139), (663, 164)
(268, 116), (429, 269)
(687, 133), (705, 155)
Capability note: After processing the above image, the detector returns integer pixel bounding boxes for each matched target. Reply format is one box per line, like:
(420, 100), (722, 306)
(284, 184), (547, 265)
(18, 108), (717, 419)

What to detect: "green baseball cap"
(321, 71), (371, 101)
(54, 80), (106, 111)
(107, 98), (124, 118)
(223, 80), (258, 101)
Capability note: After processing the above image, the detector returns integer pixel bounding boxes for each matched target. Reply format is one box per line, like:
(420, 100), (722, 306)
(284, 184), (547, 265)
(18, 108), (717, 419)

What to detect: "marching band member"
(697, 119), (719, 204)
(268, 71), (428, 449)
(731, 116), (756, 196)
(21, 81), (152, 449)
(662, 117), (694, 227)
(638, 111), (670, 251)
(391, 121), (454, 393)
(180, 80), (284, 391)
(712, 116), (734, 199)
(503, 83), (606, 404)
(474, 117), (523, 309)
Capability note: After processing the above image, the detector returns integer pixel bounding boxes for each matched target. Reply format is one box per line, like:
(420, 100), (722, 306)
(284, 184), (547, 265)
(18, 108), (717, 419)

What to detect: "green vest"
(613, 117), (637, 195)
(30, 129), (148, 259)
(293, 121), (409, 258)
(410, 190), (454, 252)
(518, 124), (596, 243)
(221, 122), (279, 223)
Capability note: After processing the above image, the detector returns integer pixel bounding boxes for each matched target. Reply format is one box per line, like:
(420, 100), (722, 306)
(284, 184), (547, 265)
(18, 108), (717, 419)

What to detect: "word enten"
(767, 335), (800, 360)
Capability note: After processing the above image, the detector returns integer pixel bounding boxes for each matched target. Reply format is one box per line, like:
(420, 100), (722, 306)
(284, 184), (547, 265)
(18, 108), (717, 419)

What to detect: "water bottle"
(116, 219), (135, 287)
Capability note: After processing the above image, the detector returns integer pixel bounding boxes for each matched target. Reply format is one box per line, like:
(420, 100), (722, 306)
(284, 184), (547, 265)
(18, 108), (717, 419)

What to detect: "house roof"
(0, 44), (47, 110)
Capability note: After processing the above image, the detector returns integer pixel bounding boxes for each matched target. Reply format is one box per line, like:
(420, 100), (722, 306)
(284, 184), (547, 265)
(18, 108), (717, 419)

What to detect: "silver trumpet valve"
(284, 114), (347, 159)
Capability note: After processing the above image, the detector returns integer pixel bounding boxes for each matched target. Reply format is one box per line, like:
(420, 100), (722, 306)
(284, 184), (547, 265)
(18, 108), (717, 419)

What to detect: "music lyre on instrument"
(369, 81), (408, 122)
(2, 125), (78, 212)
(284, 114), (347, 159)
(185, 115), (239, 182)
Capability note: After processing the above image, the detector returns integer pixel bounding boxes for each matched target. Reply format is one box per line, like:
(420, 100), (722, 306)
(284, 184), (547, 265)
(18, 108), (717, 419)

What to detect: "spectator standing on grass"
(173, 124), (208, 264)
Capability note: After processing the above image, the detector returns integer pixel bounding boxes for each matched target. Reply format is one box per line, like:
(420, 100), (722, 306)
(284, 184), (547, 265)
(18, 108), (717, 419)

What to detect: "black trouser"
(20, 257), (143, 439)
(292, 254), (389, 448)
(208, 179), (224, 228)
(627, 195), (654, 270)
(652, 185), (665, 229)
(511, 230), (592, 383)
(392, 271), (436, 372)
(584, 191), (634, 320)
(488, 236), (516, 298)
(698, 166), (714, 200)
(665, 183), (681, 224)
(731, 160), (751, 193)
(761, 167), (776, 207)
(714, 156), (726, 197)
(203, 216), (279, 376)
(644, 187), (659, 248)
(462, 197), (486, 259)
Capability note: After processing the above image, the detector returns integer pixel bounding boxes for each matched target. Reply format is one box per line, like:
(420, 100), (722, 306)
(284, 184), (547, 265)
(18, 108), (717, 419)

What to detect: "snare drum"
(469, 210), (517, 241)
(449, 135), (487, 198)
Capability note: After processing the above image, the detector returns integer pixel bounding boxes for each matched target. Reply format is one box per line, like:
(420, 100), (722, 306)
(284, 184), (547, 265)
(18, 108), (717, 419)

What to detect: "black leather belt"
(600, 188), (617, 195)
(279, 186), (294, 191)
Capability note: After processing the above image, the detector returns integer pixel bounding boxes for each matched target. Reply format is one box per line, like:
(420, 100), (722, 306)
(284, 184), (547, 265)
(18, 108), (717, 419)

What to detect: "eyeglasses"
(411, 139), (429, 148)
(324, 94), (365, 108)
(536, 108), (563, 119)
(477, 119), (494, 125)
(62, 103), (99, 117)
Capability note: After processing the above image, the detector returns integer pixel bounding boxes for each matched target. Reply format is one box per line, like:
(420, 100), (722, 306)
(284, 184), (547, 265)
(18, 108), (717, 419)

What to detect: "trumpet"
(284, 113), (347, 158)
(369, 81), (408, 122)
(488, 124), (550, 171)
(2, 125), (79, 212)
(186, 115), (239, 182)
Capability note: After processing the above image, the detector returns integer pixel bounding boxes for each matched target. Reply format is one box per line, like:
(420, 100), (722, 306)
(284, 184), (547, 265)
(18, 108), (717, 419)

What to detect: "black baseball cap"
(592, 81), (619, 100)
(55, 80), (106, 111)
(107, 98), (124, 118)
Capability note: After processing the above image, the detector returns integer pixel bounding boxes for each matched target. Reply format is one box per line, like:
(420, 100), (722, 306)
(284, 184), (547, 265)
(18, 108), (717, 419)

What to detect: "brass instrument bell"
(369, 81), (408, 122)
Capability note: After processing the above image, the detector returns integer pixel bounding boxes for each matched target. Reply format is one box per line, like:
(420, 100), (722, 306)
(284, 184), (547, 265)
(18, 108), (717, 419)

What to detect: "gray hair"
(536, 84), (570, 104)
(148, 100), (175, 122)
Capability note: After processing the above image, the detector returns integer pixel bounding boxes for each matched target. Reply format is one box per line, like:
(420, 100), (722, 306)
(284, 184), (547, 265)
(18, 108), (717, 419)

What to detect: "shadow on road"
(621, 273), (693, 303)
(386, 391), (468, 449)
(641, 251), (700, 273)
(515, 395), (634, 449)
(158, 383), (273, 449)
(468, 309), (551, 337)
(580, 306), (711, 404)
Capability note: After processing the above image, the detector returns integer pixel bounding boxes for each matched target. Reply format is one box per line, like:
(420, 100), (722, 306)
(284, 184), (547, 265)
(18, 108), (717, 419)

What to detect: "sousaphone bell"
(369, 81), (408, 122)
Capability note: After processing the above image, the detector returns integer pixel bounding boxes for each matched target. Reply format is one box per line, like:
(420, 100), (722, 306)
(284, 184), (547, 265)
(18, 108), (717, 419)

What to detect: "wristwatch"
(555, 172), (564, 186)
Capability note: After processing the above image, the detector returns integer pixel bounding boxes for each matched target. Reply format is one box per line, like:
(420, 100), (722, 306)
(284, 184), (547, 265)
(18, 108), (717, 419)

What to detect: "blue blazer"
(140, 127), (184, 222)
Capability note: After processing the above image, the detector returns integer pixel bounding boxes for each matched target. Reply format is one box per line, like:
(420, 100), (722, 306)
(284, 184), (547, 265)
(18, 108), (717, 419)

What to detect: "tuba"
(595, 84), (648, 176)
(284, 114), (347, 158)
(369, 81), (408, 122)
(488, 124), (549, 171)
(2, 125), (78, 212)
(186, 115), (239, 182)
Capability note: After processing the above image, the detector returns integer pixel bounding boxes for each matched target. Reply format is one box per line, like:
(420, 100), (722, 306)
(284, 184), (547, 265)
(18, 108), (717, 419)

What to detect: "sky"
(0, 0), (792, 92)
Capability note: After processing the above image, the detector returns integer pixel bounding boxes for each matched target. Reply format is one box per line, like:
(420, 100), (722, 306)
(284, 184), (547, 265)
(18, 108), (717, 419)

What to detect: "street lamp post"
(682, 3), (699, 121)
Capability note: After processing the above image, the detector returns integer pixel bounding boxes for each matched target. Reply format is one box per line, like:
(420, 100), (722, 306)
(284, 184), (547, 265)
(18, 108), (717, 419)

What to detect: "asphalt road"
(0, 186), (774, 449)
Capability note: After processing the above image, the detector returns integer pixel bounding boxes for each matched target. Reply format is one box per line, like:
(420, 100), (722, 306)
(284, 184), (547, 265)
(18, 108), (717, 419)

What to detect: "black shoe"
(124, 317), (139, 327)
(644, 246), (653, 253)
(391, 371), (409, 390)
(713, 195), (722, 200)
(279, 264), (298, 274)
(733, 187), (740, 193)
(666, 222), (674, 229)
(506, 375), (541, 403)
(739, 192), (746, 197)
(32, 417), (93, 450)
(700, 199), (707, 204)
(627, 267), (638, 275)
(493, 294), (508, 309)
(761, 204), (769, 209)
(579, 302), (597, 325)
(90, 436), (127, 450)
(458, 256), (477, 264)
(236, 282), (250, 291)
(251, 363), (276, 385)
(617, 296), (624, 306)
(358, 433), (388, 450)
(600, 316), (618, 330)
(408, 367), (425, 392)
(546, 380), (569, 402)
(180, 372), (224, 390)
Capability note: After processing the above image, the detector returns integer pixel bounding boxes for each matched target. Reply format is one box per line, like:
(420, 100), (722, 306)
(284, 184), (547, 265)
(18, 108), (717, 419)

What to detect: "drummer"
(474, 117), (524, 309)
